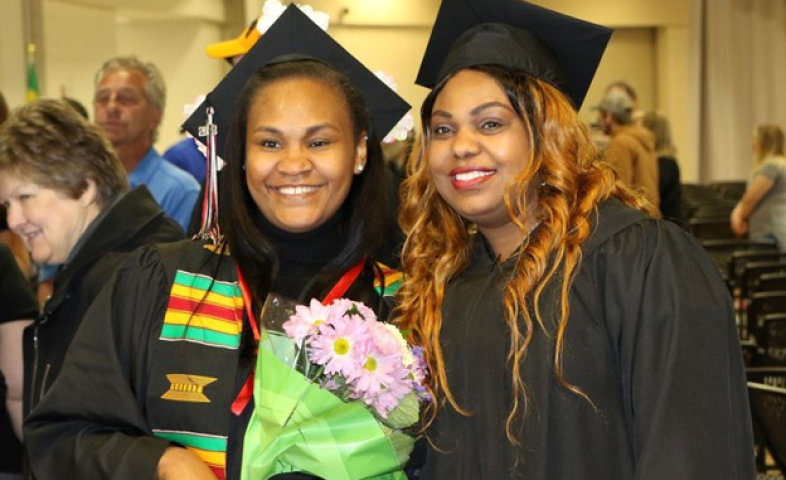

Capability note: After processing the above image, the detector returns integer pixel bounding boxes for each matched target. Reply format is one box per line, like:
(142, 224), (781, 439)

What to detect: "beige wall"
(43, 1), (115, 114)
(116, 19), (227, 150)
(328, 26), (433, 122)
(534, 0), (689, 27)
(656, 26), (692, 180)
(0, 0), (26, 106)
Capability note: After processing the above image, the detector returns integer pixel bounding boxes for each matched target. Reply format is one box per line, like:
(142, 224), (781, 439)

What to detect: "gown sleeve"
(590, 218), (755, 479)
(24, 246), (174, 480)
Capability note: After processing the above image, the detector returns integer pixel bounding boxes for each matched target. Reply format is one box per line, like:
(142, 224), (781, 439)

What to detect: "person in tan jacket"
(597, 91), (660, 208)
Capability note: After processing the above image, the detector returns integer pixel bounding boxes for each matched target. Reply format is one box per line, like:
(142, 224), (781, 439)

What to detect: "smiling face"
(427, 69), (535, 236)
(0, 173), (100, 265)
(244, 76), (367, 233)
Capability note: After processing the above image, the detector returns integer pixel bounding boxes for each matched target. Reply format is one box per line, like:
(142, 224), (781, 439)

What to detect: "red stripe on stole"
(166, 296), (242, 324)
(209, 464), (226, 479)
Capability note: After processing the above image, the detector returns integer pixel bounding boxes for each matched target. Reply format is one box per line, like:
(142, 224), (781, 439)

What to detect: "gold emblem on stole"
(161, 374), (217, 403)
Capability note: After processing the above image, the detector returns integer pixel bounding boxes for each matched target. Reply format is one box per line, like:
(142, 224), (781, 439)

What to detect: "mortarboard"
(184, 4), (411, 161)
(415, 0), (612, 109)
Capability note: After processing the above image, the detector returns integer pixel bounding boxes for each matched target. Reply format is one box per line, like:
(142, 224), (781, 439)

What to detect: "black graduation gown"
(24, 234), (399, 480)
(423, 199), (755, 480)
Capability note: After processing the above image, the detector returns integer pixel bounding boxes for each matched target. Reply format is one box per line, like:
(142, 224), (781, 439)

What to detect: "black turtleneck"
(257, 209), (349, 302)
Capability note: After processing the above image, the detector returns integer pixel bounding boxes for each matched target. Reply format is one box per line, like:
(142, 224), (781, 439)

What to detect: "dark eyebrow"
(470, 101), (513, 116)
(431, 109), (452, 120)
(249, 123), (339, 136)
(306, 123), (339, 136)
(431, 101), (513, 120)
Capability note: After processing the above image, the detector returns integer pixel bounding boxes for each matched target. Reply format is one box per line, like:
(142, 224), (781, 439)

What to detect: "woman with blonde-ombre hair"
(731, 123), (786, 249)
(395, 1), (756, 479)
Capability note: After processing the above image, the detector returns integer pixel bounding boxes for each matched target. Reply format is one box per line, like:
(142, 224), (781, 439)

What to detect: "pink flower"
(368, 374), (412, 418)
(331, 298), (376, 322)
(283, 298), (331, 344)
(309, 314), (369, 377)
(370, 322), (408, 360)
(350, 350), (396, 397)
(274, 296), (430, 423)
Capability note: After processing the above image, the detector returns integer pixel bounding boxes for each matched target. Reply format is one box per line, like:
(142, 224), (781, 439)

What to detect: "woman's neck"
(478, 192), (540, 261)
(258, 210), (348, 299)
(479, 216), (540, 261)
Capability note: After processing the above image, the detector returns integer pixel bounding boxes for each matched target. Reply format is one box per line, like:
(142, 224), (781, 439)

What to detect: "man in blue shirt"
(93, 56), (199, 232)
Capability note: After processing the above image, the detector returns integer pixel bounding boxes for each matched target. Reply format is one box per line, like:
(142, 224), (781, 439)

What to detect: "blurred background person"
(36, 97), (92, 305)
(596, 90), (660, 209)
(93, 55), (200, 232)
(0, 98), (184, 422)
(731, 123), (786, 249)
(643, 111), (682, 221)
(0, 90), (31, 278)
(0, 89), (36, 480)
(0, 244), (37, 480)
(605, 81), (646, 125)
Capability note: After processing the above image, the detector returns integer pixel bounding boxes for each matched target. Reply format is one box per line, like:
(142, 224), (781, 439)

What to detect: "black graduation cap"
(415, 0), (612, 109)
(183, 4), (411, 160)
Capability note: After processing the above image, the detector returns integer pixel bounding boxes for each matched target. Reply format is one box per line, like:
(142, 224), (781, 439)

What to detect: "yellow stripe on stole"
(163, 311), (241, 335)
(170, 284), (239, 309)
(186, 446), (226, 467)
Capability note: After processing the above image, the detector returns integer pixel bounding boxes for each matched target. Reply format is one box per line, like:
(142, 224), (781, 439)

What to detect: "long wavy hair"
(219, 60), (391, 309)
(396, 65), (656, 445)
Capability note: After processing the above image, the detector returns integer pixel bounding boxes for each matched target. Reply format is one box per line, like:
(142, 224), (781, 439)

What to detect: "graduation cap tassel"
(196, 106), (222, 244)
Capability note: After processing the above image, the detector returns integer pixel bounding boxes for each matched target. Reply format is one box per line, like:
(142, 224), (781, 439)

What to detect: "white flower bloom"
(257, 0), (330, 34)
(182, 94), (206, 118)
(380, 323), (415, 367)
(374, 70), (414, 144)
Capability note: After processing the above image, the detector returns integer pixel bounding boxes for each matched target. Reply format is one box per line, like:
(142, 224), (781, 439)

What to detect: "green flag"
(26, 44), (40, 103)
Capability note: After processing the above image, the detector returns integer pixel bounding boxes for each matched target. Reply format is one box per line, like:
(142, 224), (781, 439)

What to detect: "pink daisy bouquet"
(285, 298), (429, 422)
(241, 296), (428, 480)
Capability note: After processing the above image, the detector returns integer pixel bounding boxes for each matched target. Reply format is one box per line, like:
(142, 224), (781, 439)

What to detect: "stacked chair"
(747, 368), (786, 476)
(682, 182), (739, 241)
(684, 182), (786, 477)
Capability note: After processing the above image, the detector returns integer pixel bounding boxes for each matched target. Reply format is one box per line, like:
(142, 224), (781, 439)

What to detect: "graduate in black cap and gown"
(395, 0), (756, 479)
(24, 6), (413, 480)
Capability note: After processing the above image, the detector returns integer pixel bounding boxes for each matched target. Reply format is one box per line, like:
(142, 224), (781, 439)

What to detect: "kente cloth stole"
(154, 267), (245, 479)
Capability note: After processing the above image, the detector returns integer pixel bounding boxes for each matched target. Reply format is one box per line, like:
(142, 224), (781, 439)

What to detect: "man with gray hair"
(596, 90), (660, 208)
(93, 55), (199, 231)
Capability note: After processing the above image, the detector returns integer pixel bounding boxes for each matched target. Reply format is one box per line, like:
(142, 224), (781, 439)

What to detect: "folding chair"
(747, 368), (786, 471)
(761, 314), (786, 367)
(701, 238), (777, 284)
(755, 272), (786, 296)
(747, 382), (786, 475)
(687, 217), (736, 241)
(746, 292), (786, 342)
(688, 201), (736, 219)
